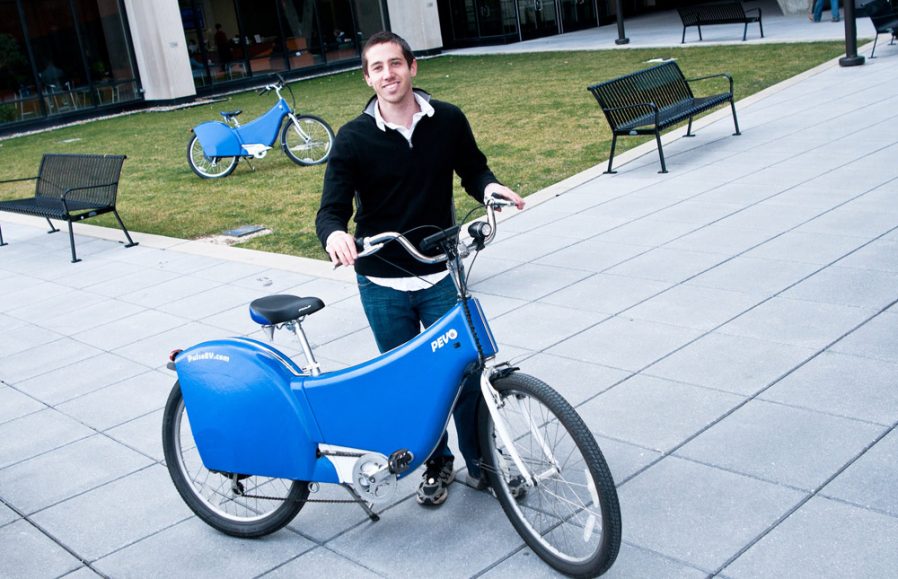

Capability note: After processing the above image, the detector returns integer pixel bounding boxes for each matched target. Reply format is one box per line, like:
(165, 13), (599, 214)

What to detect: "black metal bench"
(0, 153), (138, 262)
(859, 0), (898, 58)
(677, 1), (763, 44)
(587, 61), (741, 174)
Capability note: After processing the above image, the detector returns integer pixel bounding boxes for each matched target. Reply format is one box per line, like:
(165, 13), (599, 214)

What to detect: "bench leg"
(697, 25), (702, 41)
(46, 218), (60, 234)
(759, 19), (764, 39)
(66, 221), (81, 263)
(743, 23), (748, 41)
(655, 132), (668, 174)
(681, 26), (686, 44)
(0, 223), (6, 247)
(605, 134), (619, 174)
(730, 100), (742, 136)
(112, 209), (139, 249)
(686, 117), (695, 137)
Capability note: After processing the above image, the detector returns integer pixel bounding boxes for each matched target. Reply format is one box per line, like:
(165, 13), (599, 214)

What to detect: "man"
(316, 31), (524, 507)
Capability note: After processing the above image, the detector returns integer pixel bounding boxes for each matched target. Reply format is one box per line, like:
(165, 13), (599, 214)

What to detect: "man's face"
(364, 41), (417, 105)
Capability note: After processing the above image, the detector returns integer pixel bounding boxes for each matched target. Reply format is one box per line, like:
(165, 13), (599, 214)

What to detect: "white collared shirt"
(373, 92), (435, 145)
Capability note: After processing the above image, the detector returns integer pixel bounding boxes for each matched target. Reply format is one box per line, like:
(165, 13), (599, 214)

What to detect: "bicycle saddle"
(220, 110), (242, 120)
(249, 294), (324, 325)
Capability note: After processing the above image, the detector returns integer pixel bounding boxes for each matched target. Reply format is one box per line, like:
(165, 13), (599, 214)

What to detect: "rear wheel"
(479, 372), (621, 577)
(187, 134), (238, 178)
(162, 381), (308, 537)
(281, 115), (334, 166)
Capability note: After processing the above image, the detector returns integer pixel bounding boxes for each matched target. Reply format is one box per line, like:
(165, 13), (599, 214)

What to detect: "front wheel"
(281, 115), (334, 166)
(187, 134), (238, 179)
(161, 381), (309, 537)
(479, 372), (621, 578)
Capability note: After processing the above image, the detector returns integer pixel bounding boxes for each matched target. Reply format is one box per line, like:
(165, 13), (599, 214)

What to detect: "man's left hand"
(485, 183), (525, 210)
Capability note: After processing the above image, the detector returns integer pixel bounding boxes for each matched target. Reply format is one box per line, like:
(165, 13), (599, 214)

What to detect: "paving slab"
(675, 399), (886, 490)
(617, 456), (806, 573)
(644, 331), (816, 396)
(721, 496), (898, 578)
(820, 429), (898, 517)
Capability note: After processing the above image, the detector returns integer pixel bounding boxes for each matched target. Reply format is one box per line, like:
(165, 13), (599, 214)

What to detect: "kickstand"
(245, 158), (256, 172)
(341, 483), (380, 522)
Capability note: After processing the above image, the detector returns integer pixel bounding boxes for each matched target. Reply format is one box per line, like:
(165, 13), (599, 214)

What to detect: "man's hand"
(485, 183), (525, 210)
(325, 230), (358, 267)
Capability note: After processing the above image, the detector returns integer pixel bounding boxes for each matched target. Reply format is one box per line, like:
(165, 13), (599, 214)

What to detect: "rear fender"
(193, 121), (242, 157)
(174, 338), (334, 481)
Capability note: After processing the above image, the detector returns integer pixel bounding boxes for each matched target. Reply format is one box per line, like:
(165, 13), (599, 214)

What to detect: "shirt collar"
(373, 92), (435, 132)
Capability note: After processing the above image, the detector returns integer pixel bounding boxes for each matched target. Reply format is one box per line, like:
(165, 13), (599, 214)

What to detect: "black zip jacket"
(315, 90), (498, 278)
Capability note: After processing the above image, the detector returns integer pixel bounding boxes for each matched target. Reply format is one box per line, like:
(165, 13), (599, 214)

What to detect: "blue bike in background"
(162, 197), (622, 577)
(187, 74), (334, 179)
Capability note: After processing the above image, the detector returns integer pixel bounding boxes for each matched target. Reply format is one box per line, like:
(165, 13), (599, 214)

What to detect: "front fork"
(286, 112), (309, 141)
(479, 365), (560, 488)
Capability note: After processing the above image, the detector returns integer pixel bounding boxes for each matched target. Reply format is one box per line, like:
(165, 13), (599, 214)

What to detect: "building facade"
(1, 0), (632, 134)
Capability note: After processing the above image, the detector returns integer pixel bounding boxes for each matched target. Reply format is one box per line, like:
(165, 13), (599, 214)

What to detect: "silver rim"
(284, 118), (331, 163)
(488, 391), (606, 564)
(189, 136), (235, 177)
(171, 397), (296, 522)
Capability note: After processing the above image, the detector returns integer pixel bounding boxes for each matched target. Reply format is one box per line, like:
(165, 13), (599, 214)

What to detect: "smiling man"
(316, 31), (523, 507)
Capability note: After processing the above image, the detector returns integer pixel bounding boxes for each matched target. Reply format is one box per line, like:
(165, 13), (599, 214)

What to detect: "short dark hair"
(361, 31), (415, 75)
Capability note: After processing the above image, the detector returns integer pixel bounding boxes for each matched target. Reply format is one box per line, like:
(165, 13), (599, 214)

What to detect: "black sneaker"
(416, 456), (455, 506)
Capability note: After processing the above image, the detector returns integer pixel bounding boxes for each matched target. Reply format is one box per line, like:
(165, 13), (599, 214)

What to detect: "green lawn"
(0, 42), (844, 259)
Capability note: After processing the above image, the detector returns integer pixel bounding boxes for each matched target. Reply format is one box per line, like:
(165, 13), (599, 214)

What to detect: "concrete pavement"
(2, 6), (898, 578)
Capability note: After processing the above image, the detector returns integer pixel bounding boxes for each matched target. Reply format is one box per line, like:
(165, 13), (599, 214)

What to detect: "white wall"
(385, 0), (443, 52)
(123, 0), (196, 101)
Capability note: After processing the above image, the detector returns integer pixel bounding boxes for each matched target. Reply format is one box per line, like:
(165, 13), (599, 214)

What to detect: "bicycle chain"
(238, 493), (366, 505)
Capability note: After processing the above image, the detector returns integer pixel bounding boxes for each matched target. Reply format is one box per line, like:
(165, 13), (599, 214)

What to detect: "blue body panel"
(175, 298), (496, 481)
(193, 98), (289, 157)
(194, 121), (241, 157)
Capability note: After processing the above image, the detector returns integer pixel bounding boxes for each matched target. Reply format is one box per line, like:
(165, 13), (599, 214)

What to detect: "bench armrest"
(744, 7), (761, 17)
(685, 72), (734, 95)
(60, 181), (118, 212)
(0, 176), (38, 185)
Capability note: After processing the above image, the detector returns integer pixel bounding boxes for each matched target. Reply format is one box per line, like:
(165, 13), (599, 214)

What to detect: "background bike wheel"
(162, 381), (309, 537)
(187, 134), (238, 178)
(478, 372), (621, 578)
(281, 115), (334, 166)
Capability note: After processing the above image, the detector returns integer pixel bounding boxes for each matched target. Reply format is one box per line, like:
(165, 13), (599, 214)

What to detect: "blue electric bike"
(187, 74), (334, 179)
(162, 197), (622, 577)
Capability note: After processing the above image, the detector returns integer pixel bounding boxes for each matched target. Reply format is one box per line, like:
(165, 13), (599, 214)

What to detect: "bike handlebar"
(355, 196), (514, 264)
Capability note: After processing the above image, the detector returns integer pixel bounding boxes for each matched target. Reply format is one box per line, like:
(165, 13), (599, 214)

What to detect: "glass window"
(74, 0), (139, 104)
(236, 0), (288, 76)
(352, 0), (385, 45)
(21, 0), (93, 115)
(280, 0), (324, 70)
(0, 0), (40, 124)
(318, 0), (358, 63)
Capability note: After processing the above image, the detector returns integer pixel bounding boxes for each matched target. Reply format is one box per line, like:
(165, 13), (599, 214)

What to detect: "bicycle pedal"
(388, 449), (413, 475)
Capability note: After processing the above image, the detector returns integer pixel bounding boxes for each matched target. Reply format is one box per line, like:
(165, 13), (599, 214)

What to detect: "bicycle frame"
(172, 199), (544, 491)
(192, 87), (296, 158)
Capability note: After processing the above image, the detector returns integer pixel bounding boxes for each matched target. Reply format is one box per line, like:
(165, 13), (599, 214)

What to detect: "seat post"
(286, 320), (320, 376)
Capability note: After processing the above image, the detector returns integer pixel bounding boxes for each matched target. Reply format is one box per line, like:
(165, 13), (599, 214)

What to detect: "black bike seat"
(220, 110), (242, 119)
(249, 294), (324, 325)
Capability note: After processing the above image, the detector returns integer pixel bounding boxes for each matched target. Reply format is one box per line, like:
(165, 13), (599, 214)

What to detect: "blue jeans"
(813, 0), (839, 21)
(357, 274), (483, 478)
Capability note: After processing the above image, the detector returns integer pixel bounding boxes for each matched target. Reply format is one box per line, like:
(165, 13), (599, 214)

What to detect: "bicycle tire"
(187, 134), (238, 179)
(478, 372), (621, 578)
(162, 381), (309, 537)
(281, 114), (334, 166)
